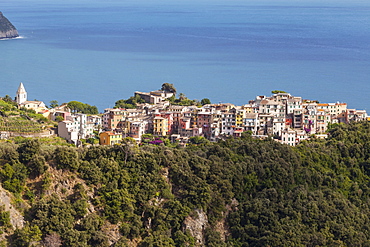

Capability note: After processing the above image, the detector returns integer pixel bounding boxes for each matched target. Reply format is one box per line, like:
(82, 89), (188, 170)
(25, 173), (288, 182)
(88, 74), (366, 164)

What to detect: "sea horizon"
(1, 0), (369, 112)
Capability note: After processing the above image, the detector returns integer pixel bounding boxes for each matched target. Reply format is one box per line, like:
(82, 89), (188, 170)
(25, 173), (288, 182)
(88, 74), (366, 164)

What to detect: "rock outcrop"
(0, 185), (24, 230)
(0, 11), (19, 39)
(183, 209), (209, 246)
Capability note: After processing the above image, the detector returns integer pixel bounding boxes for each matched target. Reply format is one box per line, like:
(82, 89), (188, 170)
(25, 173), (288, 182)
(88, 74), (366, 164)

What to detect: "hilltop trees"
(115, 84), (210, 107)
(201, 98), (211, 105)
(271, 90), (287, 94)
(161, 83), (177, 95)
(66, 101), (98, 114)
(1, 95), (15, 105)
(166, 93), (199, 106)
(114, 95), (145, 109)
(49, 100), (59, 108)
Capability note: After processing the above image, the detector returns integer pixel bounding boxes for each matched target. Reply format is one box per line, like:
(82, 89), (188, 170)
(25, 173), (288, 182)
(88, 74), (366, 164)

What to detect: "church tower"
(16, 82), (27, 104)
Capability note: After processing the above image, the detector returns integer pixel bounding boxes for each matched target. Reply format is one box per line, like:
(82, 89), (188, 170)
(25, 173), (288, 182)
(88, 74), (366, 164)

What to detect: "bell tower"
(16, 82), (27, 104)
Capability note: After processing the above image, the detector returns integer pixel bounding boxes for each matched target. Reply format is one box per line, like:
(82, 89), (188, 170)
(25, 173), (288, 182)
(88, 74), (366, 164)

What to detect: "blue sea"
(1, 0), (370, 112)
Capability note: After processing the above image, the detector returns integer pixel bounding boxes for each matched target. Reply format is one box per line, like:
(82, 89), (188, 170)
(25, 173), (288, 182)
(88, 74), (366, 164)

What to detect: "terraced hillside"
(0, 116), (44, 133)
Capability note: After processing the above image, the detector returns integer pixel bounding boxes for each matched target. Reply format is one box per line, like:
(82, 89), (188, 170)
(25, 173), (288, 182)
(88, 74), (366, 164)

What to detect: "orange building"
(99, 131), (122, 145)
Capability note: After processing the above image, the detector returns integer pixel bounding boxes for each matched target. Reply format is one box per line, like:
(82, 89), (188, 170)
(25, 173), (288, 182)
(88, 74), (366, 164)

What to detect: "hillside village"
(6, 83), (369, 147)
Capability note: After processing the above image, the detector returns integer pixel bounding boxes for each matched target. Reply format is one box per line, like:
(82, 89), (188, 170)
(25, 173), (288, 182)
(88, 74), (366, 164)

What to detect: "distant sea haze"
(1, 0), (369, 112)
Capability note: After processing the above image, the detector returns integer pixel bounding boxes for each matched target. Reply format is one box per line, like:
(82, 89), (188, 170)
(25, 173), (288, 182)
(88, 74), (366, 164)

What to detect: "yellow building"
(236, 109), (246, 127)
(242, 105), (255, 113)
(153, 116), (168, 136)
(99, 131), (122, 145)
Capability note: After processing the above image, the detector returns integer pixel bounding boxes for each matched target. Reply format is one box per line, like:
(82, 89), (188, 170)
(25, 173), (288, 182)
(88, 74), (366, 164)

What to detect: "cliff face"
(0, 11), (19, 39)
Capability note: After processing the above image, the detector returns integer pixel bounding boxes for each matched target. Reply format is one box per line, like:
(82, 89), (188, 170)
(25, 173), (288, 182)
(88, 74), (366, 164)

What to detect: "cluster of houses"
(12, 83), (369, 147)
(13, 83), (101, 145)
(99, 91), (368, 146)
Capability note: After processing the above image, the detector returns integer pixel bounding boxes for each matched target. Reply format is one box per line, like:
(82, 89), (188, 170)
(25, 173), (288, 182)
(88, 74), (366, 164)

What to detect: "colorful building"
(99, 131), (122, 145)
(153, 116), (169, 136)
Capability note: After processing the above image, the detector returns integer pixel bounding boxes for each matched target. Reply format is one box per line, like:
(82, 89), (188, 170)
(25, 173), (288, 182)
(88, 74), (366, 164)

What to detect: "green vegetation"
(0, 98), (18, 113)
(161, 83), (177, 95)
(0, 99), (48, 133)
(0, 121), (369, 246)
(115, 84), (209, 107)
(11, 136), (71, 146)
(49, 100), (59, 108)
(166, 93), (200, 106)
(0, 206), (12, 234)
(200, 98), (211, 105)
(0, 117), (44, 133)
(271, 90), (287, 94)
(115, 94), (145, 109)
(67, 101), (98, 114)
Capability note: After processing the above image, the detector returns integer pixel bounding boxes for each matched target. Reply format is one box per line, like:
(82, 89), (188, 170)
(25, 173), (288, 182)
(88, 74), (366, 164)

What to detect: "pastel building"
(18, 101), (47, 113)
(281, 128), (297, 146)
(99, 132), (122, 145)
(58, 114), (94, 145)
(58, 121), (79, 145)
(127, 118), (149, 141)
(153, 116), (169, 136)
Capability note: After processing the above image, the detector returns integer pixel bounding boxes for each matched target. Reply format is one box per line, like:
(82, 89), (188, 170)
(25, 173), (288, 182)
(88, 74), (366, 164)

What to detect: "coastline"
(0, 36), (23, 41)
(0, 11), (19, 39)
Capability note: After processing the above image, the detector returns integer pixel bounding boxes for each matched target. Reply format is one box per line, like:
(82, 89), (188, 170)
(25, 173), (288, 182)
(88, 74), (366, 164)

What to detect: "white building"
(58, 121), (79, 145)
(243, 113), (259, 134)
(221, 109), (236, 135)
(128, 119), (149, 141)
(281, 128), (297, 146)
(87, 115), (102, 132)
(16, 82), (27, 104)
(58, 113), (94, 145)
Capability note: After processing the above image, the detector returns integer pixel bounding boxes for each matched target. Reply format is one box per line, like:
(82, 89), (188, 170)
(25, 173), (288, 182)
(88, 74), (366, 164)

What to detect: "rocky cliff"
(0, 11), (19, 39)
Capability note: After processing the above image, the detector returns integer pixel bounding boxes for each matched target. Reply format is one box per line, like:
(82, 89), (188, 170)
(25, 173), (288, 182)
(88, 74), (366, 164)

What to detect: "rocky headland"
(0, 11), (19, 39)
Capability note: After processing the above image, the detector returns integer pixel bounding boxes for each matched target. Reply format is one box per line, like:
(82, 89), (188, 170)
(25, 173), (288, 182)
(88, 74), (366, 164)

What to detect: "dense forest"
(0, 121), (370, 246)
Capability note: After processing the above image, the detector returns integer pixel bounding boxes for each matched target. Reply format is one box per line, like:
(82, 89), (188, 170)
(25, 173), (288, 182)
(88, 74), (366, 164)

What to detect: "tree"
(271, 90), (287, 94)
(12, 224), (42, 247)
(179, 93), (186, 101)
(166, 95), (176, 103)
(49, 100), (59, 108)
(161, 83), (177, 95)
(67, 101), (98, 114)
(18, 139), (41, 164)
(28, 154), (47, 177)
(85, 105), (99, 114)
(115, 95), (145, 109)
(2, 95), (14, 103)
(54, 146), (79, 171)
(201, 98), (211, 105)
(0, 205), (12, 231)
(189, 136), (209, 145)
(67, 101), (85, 113)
